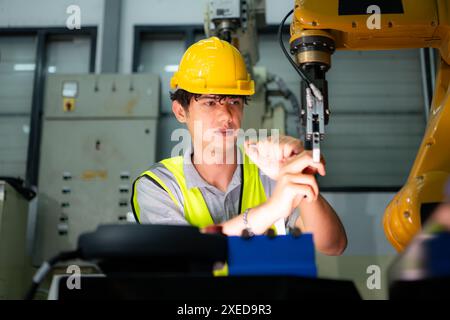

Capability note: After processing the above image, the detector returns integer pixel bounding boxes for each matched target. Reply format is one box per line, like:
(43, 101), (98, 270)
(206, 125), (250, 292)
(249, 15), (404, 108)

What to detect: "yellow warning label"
(63, 98), (76, 112)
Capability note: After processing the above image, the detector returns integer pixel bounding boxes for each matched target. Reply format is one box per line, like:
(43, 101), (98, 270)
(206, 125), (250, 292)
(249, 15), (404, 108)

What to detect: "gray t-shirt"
(133, 147), (300, 230)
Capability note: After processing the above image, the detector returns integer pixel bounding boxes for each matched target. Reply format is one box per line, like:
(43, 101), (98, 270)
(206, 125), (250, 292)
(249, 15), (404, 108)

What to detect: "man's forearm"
(220, 201), (280, 236)
(297, 194), (347, 255)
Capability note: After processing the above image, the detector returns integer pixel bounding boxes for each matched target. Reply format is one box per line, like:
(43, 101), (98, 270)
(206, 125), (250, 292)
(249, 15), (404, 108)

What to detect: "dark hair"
(169, 89), (250, 110)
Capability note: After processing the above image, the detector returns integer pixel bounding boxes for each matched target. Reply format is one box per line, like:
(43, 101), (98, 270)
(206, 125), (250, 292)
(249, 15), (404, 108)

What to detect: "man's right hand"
(267, 151), (326, 219)
(220, 151), (326, 236)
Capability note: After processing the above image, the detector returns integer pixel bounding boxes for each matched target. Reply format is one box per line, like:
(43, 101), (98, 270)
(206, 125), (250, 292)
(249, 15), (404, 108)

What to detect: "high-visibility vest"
(132, 152), (268, 228)
(132, 152), (284, 276)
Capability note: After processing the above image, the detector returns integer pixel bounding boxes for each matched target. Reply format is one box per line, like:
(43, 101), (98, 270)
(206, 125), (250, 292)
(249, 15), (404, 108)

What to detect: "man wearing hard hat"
(132, 37), (347, 256)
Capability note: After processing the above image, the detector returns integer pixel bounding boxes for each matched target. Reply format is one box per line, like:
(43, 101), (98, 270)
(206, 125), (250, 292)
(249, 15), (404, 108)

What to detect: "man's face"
(173, 94), (245, 159)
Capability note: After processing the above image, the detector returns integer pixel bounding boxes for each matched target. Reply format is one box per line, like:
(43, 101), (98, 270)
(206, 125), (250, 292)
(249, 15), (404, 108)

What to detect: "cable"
(278, 9), (313, 86)
(24, 250), (80, 300)
(268, 73), (300, 114)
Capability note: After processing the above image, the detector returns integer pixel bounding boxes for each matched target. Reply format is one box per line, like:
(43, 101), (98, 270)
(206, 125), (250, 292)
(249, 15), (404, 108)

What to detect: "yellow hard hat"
(170, 36), (254, 96)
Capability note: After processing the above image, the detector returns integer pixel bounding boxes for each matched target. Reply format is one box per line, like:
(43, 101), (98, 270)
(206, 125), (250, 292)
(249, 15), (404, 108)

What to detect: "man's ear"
(172, 100), (187, 123)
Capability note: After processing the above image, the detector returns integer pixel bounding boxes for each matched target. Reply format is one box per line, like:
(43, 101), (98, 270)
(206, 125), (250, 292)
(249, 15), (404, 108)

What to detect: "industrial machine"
(0, 178), (34, 299)
(205, 0), (264, 69)
(33, 74), (160, 264)
(26, 225), (360, 300)
(388, 188), (450, 298)
(285, 0), (450, 251)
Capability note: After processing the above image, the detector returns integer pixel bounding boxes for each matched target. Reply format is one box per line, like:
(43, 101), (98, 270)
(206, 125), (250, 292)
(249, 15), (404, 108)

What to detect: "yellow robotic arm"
(288, 0), (450, 251)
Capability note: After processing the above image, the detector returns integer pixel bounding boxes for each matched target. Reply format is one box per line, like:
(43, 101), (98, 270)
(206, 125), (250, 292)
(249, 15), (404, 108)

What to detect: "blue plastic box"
(227, 233), (317, 277)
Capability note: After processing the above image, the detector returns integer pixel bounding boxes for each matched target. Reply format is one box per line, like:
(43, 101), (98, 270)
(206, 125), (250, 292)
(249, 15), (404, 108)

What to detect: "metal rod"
(419, 48), (430, 122)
